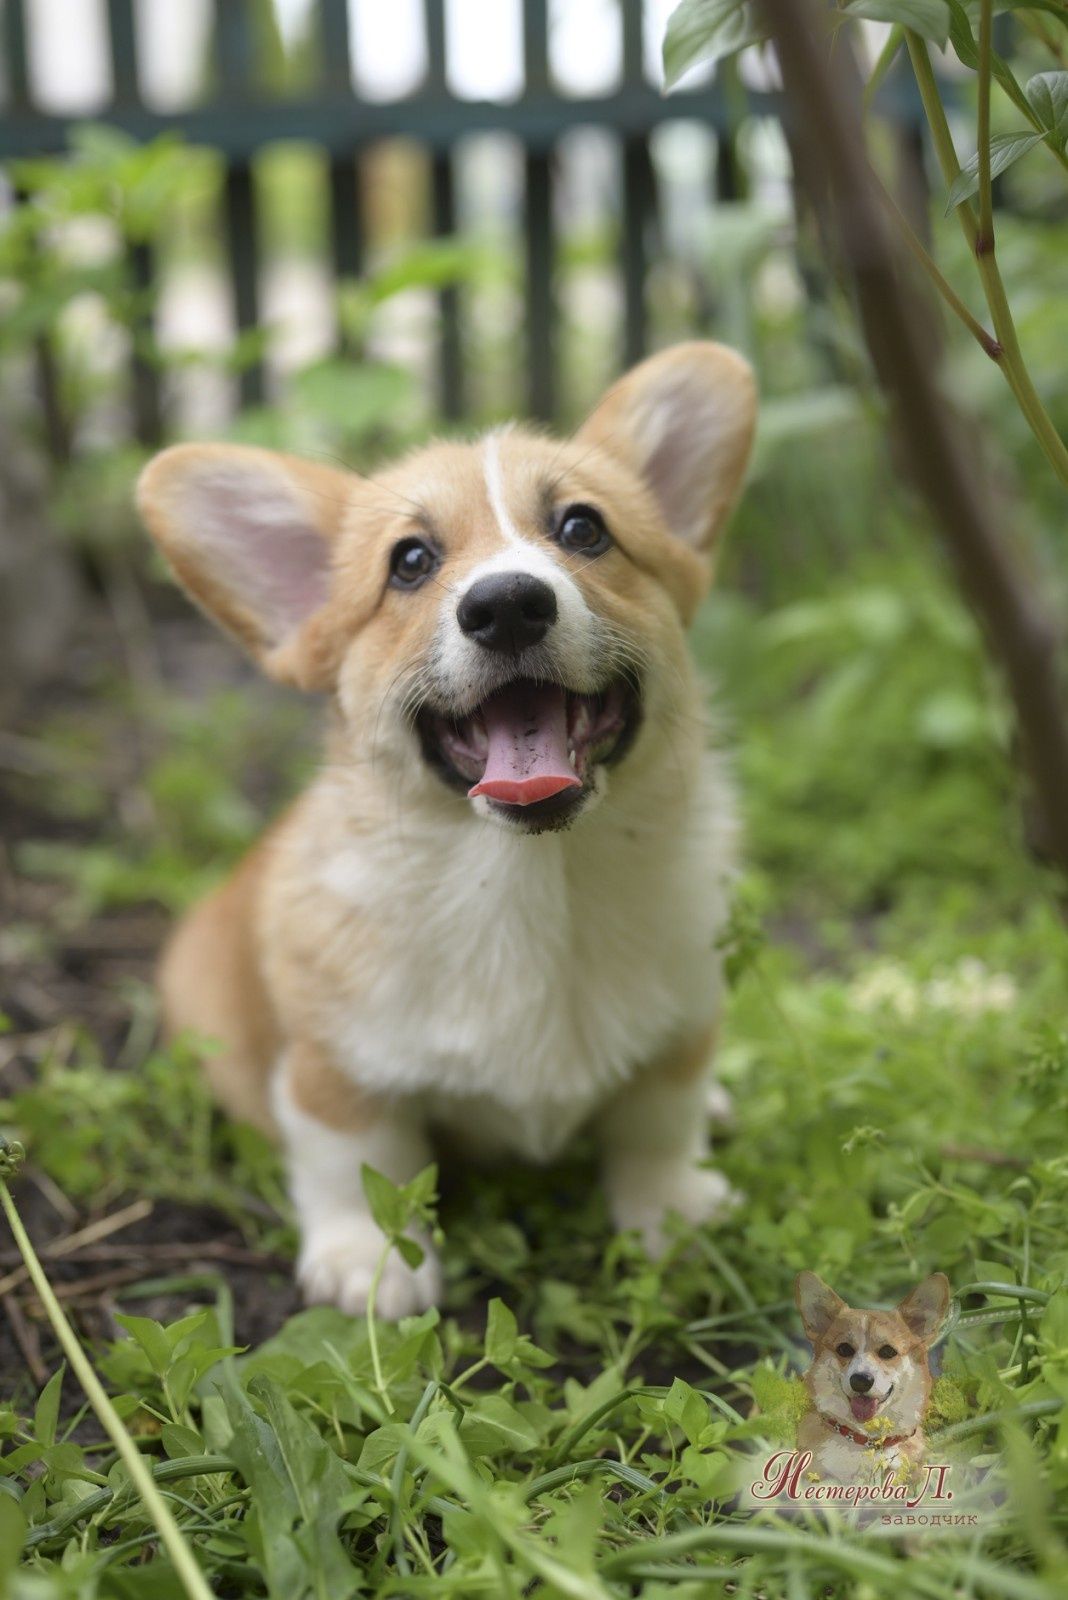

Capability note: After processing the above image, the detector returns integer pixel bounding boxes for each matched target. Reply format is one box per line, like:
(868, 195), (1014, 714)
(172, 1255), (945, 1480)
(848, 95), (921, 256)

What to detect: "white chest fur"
(308, 754), (737, 1162)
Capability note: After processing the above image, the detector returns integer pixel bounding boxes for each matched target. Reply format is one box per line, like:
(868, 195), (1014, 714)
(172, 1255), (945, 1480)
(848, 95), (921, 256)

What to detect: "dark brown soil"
(0, 842), (304, 1406)
(0, 606), (312, 1406)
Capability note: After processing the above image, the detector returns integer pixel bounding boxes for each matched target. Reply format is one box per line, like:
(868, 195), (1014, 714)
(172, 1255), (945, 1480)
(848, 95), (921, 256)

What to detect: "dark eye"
(389, 537), (438, 589)
(878, 1344), (897, 1360)
(556, 504), (611, 557)
(836, 1342), (855, 1359)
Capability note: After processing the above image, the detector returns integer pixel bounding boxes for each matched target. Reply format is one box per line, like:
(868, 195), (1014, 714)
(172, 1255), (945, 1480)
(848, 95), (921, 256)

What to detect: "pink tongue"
(850, 1395), (878, 1423)
(469, 682), (581, 806)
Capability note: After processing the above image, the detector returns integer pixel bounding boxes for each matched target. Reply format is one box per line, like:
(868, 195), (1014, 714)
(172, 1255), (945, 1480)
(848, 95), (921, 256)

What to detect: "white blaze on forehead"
(483, 429), (525, 549)
(842, 1328), (898, 1401)
(429, 428), (601, 693)
(470, 427), (592, 630)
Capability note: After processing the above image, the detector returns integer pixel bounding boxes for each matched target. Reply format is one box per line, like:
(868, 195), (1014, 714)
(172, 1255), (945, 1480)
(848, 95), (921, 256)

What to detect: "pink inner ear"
(240, 517), (331, 636)
(191, 470), (333, 645)
(643, 421), (708, 544)
(628, 378), (723, 550)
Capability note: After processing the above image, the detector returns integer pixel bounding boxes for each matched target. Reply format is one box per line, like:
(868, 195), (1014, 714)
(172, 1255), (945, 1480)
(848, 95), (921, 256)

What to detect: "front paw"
(298, 1215), (442, 1318)
(609, 1162), (741, 1258)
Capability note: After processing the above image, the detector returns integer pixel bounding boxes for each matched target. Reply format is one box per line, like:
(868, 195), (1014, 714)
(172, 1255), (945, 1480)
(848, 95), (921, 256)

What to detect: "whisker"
(301, 448), (429, 518)
(544, 433), (623, 501)
(368, 660), (425, 780)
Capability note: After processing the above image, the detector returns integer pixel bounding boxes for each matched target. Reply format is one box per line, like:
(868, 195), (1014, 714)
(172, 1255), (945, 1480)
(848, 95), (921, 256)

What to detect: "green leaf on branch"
(32, 1366), (64, 1447)
(0, 1497), (26, 1587)
(113, 1313), (173, 1378)
(662, 0), (765, 91)
(361, 1163), (438, 1241)
(484, 1298), (555, 1375)
(945, 131), (1046, 211)
(485, 1298), (518, 1367)
(663, 1377), (709, 1447)
(221, 1374), (363, 1598)
(946, 2), (1048, 127)
(996, 0), (1068, 24)
(459, 1394), (541, 1457)
(1026, 72), (1068, 146)
(843, 0), (950, 46)
(715, 888), (767, 987)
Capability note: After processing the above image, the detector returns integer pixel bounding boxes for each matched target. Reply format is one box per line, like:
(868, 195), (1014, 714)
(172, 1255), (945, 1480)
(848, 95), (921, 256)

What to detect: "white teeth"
(570, 702), (592, 744)
(568, 749), (577, 770)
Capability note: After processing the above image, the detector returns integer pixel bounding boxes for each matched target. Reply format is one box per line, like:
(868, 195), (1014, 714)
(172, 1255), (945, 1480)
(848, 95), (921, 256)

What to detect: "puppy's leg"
(600, 1029), (739, 1257)
(274, 1043), (441, 1318)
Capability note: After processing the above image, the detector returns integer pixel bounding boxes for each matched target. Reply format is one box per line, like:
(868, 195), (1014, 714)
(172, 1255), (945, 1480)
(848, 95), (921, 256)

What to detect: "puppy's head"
(138, 342), (755, 833)
(795, 1272), (950, 1430)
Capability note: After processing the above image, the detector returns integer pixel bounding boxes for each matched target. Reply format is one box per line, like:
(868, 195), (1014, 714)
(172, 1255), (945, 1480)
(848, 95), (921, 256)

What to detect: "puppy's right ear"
(795, 1272), (845, 1345)
(137, 444), (354, 690)
(898, 1273), (951, 1346)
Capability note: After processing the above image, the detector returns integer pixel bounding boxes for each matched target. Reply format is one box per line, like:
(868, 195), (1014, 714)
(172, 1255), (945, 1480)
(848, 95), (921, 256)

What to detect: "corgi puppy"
(138, 342), (756, 1318)
(795, 1272), (951, 1482)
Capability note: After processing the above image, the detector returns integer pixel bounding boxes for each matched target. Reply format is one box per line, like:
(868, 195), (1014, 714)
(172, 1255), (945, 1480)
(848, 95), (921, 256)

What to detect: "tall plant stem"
(905, 31), (1068, 488)
(876, 177), (1001, 359)
(0, 1178), (215, 1600)
(759, 0), (1068, 885)
(977, 0), (994, 252)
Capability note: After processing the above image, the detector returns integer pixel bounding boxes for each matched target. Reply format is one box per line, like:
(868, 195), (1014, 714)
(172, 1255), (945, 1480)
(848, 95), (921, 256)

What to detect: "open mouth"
(848, 1386), (892, 1424)
(418, 676), (640, 829)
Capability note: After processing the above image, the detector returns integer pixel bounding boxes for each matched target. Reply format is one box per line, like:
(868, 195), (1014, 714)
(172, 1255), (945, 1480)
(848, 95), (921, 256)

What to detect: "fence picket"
(224, 161), (264, 406)
(2, 0), (30, 111)
(522, 0), (553, 419)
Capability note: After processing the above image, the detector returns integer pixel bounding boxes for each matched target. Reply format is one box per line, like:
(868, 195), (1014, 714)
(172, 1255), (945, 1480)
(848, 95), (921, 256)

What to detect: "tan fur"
(580, 341), (756, 594)
(138, 446), (354, 674)
(157, 828), (283, 1136)
(148, 422), (727, 1091)
(643, 1026), (718, 1085)
(287, 1040), (381, 1132)
(140, 342), (758, 1313)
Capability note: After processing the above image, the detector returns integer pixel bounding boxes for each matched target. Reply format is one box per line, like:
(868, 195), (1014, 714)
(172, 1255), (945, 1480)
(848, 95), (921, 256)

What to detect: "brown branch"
(2, 1292), (47, 1387)
(940, 1143), (1028, 1170)
(758, 0), (1068, 882)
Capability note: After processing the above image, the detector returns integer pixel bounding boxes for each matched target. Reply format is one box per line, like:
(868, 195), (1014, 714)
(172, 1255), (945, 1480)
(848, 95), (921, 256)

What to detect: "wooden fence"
(0, 0), (930, 451)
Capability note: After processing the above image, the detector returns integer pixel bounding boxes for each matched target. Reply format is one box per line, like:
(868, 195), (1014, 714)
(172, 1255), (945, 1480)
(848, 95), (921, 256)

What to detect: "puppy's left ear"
(579, 341), (757, 555)
(897, 1273), (951, 1346)
(138, 443), (355, 690)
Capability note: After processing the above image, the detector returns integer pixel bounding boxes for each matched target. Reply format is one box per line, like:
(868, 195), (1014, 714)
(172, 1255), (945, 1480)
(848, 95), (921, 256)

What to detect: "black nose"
(457, 572), (558, 654)
(849, 1373), (874, 1394)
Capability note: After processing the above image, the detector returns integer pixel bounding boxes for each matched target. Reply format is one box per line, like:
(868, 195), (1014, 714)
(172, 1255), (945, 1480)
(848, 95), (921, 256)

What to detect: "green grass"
(3, 476), (1067, 1597)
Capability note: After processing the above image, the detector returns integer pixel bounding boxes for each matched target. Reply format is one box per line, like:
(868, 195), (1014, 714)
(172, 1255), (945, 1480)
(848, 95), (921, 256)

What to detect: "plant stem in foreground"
(0, 1176), (215, 1600)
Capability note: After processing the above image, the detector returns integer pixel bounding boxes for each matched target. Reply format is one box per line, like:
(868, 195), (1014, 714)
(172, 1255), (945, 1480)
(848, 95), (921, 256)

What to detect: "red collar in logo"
(818, 1411), (917, 1449)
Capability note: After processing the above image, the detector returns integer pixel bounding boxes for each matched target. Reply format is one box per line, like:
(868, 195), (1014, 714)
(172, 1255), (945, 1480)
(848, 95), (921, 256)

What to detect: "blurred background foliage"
(3, 74), (1064, 912)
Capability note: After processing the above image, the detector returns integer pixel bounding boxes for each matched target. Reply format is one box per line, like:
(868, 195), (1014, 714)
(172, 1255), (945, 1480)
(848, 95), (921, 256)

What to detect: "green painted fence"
(0, 0), (928, 453)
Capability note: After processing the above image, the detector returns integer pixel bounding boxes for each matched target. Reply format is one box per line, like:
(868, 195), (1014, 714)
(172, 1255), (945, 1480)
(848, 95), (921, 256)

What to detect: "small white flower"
(849, 957), (1016, 1021)
(924, 957), (1017, 1018)
(848, 962), (920, 1019)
